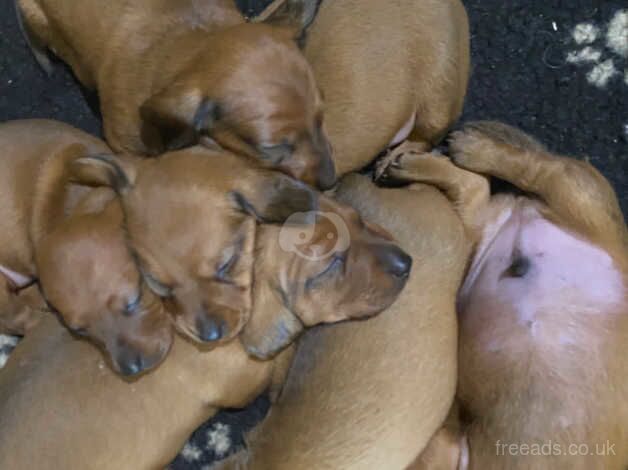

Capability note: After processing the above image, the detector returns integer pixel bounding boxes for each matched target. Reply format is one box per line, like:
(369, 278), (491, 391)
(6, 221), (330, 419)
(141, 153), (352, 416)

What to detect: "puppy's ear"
(139, 86), (220, 155)
(240, 282), (304, 360)
(253, 0), (321, 45)
(231, 173), (319, 223)
(67, 154), (137, 193)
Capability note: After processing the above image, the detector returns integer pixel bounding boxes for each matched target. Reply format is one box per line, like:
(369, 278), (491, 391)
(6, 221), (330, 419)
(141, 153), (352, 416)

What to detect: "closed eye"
(305, 252), (346, 290)
(142, 271), (173, 298)
(72, 327), (88, 336)
(258, 142), (294, 165)
(123, 290), (142, 317)
(216, 251), (239, 283)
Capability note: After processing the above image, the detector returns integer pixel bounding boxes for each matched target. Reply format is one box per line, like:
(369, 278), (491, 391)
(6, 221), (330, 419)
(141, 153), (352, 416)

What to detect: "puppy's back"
(240, 174), (470, 469)
(304, 0), (469, 175)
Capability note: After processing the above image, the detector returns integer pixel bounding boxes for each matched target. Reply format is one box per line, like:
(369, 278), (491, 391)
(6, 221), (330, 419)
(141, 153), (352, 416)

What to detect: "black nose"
(376, 245), (412, 279)
(116, 350), (146, 376)
(196, 312), (227, 342)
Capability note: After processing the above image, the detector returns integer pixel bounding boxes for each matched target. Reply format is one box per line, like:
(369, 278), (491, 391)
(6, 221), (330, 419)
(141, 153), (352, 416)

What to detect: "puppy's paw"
(450, 121), (545, 172)
(374, 141), (431, 184)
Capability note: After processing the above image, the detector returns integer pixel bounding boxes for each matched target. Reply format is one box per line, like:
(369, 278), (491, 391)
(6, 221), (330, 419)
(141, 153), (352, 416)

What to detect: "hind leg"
(376, 141), (489, 233)
(449, 121), (626, 244)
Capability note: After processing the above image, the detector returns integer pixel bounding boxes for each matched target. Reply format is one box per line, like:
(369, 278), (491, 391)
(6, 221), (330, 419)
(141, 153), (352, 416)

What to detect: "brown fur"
(16, 0), (336, 188)
(256, 0), (470, 175)
(215, 173), (471, 469)
(382, 122), (628, 469)
(0, 175), (410, 469)
(68, 141), (321, 346)
(0, 119), (172, 375)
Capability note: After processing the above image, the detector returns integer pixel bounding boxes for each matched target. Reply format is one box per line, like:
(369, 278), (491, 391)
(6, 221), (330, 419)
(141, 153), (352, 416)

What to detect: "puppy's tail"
(14, 0), (53, 76)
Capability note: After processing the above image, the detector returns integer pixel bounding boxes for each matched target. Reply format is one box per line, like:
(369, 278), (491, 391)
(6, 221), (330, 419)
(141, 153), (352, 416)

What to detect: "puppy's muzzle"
(375, 245), (412, 280)
(115, 345), (163, 376)
(195, 311), (227, 342)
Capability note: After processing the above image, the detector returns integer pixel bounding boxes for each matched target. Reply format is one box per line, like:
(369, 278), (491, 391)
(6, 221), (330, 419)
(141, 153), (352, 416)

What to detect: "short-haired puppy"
(256, 0), (469, 175)
(16, 0), (336, 188)
(71, 144), (410, 355)
(0, 119), (172, 376)
(0, 176), (411, 469)
(382, 122), (628, 470)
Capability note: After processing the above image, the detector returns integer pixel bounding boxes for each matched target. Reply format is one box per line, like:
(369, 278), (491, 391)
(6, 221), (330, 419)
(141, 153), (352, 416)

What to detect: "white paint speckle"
(566, 47), (601, 64)
(0, 335), (19, 349)
(552, 21), (558, 32)
(607, 10), (628, 57)
(0, 352), (9, 369)
(181, 443), (203, 462)
(587, 59), (617, 87)
(206, 423), (231, 457)
(572, 23), (599, 44)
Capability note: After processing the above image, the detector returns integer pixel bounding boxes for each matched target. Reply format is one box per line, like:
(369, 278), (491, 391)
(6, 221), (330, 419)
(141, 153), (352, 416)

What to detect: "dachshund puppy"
(382, 122), (628, 470)
(70, 146), (409, 353)
(68, 141), (320, 346)
(0, 176), (410, 469)
(240, 193), (412, 358)
(16, 0), (336, 188)
(0, 119), (172, 375)
(255, 0), (469, 175)
(215, 173), (472, 469)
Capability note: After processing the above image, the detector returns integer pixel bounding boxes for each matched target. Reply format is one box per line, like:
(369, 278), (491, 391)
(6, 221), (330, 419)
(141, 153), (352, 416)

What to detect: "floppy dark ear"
(253, 0), (321, 44)
(139, 86), (220, 155)
(240, 282), (304, 360)
(67, 154), (137, 193)
(232, 173), (319, 223)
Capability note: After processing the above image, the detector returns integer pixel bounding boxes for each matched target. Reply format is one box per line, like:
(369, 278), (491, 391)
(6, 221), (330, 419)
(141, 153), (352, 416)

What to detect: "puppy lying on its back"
(0, 178), (410, 469)
(17, 0), (336, 188)
(383, 122), (628, 470)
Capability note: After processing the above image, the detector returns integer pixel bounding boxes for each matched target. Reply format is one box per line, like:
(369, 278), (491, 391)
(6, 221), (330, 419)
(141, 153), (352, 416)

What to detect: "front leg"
(449, 121), (626, 245)
(376, 141), (490, 235)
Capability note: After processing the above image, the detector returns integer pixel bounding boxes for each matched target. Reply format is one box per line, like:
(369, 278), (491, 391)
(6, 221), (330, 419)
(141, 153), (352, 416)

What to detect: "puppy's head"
(37, 197), (173, 376)
(241, 196), (412, 359)
(68, 146), (319, 346)
(139, 23), (335, 190)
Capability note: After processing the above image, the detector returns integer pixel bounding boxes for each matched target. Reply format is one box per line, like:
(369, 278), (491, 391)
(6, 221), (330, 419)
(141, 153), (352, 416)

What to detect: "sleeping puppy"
(255, 0), (469, 175)
(382, 122), (628, 469)
(215, 173), (474, 469)
(69, 142), (320, 346)
(240, 194), (411, 358)
(0, 119), (315, 374)
(71, 147), (409, 355)
(0, 119), (172, 376)
(16, 0), (336, 188)
(0, 177), (410, 470)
